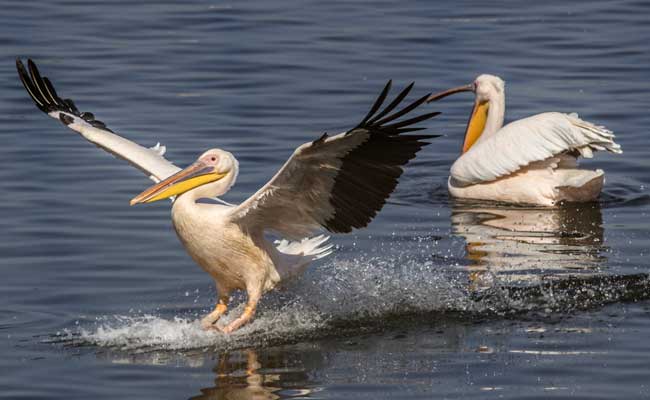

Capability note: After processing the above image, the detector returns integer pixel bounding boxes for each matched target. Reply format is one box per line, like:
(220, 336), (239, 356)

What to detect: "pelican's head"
(428, 74), (505, 153)
(130, 148), (238, 205)
(473, 74), (505, 103)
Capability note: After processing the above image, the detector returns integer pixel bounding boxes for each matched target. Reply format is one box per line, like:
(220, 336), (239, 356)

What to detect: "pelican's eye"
(210, 156), (217, 162)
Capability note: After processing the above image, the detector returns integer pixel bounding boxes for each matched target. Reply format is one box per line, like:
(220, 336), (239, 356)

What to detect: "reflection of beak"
(427, 83), (487, 153)
(130, 161), (227, 205)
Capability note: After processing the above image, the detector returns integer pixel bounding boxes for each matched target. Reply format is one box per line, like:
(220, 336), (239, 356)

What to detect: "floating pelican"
(17, 59), (438, 333)
(428, 75), (622, 206)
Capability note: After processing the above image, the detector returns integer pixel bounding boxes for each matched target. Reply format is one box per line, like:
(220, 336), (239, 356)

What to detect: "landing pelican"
(17, 59), (439, 333)
(428, 74), (622, 206)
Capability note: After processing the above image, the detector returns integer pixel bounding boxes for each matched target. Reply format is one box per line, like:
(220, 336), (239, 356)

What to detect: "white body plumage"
(431, 75), (622, 206)
(17, 58), (436, 333)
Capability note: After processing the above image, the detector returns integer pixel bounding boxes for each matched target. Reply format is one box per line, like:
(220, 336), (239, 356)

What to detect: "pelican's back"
(449, 112), (621, 206)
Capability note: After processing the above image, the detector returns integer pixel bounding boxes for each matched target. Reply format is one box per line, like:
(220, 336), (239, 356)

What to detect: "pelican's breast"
(171, 196), (278, 290)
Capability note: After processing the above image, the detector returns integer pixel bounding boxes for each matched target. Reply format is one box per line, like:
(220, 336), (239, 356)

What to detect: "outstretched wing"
(16, 59), (180, 182)
(229, 81), (439, 238)
(451, 112), (623, 185)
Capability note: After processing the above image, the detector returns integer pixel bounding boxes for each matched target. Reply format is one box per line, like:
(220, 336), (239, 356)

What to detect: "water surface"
(1, 0), (650, 398)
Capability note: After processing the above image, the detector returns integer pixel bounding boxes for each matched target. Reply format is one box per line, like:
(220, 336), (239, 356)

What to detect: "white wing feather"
(450, 112), (622, 185)
(50, 112), (180, 182)
(17, 59), (180, 183)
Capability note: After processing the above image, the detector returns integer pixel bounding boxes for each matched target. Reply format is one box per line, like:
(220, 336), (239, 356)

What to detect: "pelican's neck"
(482, 91), (505, 137)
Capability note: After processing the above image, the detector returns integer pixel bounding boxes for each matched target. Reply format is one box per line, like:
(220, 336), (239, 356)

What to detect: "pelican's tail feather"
(275, 234), (333, 260)
(274, 235), (333, 282)
(567, 113), (623, 156)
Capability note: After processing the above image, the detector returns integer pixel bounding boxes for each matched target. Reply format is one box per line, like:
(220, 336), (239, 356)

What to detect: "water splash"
(52, 253), (462, 352)
(61, 301), (326, 352)
(50, 250), (650, 354)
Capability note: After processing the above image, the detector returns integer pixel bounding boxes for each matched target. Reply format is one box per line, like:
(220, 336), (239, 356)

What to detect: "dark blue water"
(2, 0), (650, 398)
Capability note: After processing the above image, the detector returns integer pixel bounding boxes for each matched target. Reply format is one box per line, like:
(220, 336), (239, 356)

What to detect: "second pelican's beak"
(426, 84), (474, 103)
(427, 83), (487, 153)
(462, 99), (489, 153)
(130, 161), (227, 205)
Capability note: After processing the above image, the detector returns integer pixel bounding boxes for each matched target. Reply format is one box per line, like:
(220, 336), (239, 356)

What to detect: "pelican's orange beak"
(130, 161), (227, 205)
(462, 99), (489, 153)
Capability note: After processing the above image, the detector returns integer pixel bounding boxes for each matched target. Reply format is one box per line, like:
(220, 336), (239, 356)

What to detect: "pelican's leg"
(220, 283), (262, 334)
(201, 284), (231, 331)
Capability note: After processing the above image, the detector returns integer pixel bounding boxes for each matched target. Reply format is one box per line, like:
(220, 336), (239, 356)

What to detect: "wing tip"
(17, 58), (113, 132)
(357, 82), (440, 137)
(16, 57), (48, 112)
(359, 79), (394, 126)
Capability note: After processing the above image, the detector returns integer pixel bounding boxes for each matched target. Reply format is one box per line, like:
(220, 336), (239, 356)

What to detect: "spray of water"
(51, 248), (650, 353)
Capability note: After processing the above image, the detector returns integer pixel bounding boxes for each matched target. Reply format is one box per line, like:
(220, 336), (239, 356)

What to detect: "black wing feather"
(27, 59), (54, 106)
(322, 81), (440, 233)
(358, 80), (392, 126)
(383, 111), (441, 130)
(366, 82), (414, 125)
(42, 77), (63, 107)
(372, 92), (432, 127)
(16, 58), (113, 132)
(16, 59), (47, 111)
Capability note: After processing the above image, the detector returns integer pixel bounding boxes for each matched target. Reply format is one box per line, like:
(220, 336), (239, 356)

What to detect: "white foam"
(74, 303), (326, 352)
(50, 235), (650, 356)
(58, 254), (466, 352)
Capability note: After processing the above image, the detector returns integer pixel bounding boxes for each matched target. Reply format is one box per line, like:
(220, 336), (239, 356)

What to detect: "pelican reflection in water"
(191, 349), (316, 400)
(17, 59), (439, 333)
(450, 201), (606, 289)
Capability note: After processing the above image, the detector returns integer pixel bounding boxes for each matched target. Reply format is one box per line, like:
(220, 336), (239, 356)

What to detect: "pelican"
(17, 59), (439, 333)
(427, 74), (622, 206)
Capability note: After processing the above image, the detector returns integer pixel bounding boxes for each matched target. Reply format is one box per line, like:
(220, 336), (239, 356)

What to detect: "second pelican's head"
(428, 74), (505, 153)
(130, 148), (238, 205)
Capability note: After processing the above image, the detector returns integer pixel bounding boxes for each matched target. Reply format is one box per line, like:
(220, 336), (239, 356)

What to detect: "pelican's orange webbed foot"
(219, 305), (256, 334)
(201, 297), (229, 331)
